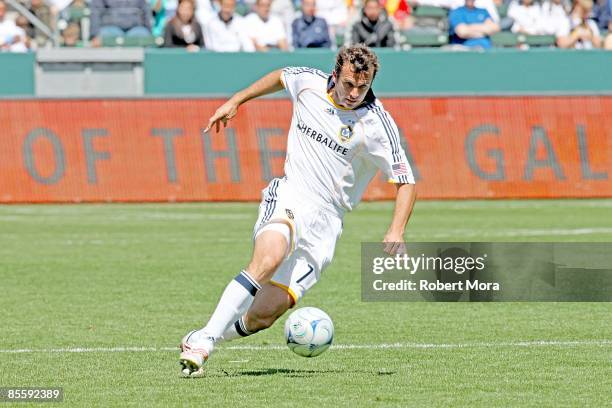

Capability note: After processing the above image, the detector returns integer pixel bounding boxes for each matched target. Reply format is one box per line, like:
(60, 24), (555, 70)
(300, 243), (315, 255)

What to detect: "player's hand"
(383, 232), (406, 255)
(205, 99), (240, 133)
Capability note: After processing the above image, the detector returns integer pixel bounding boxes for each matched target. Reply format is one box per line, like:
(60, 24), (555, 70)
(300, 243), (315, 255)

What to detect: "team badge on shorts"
(285, 208), (294, 220)
(339, 125), (353, 143)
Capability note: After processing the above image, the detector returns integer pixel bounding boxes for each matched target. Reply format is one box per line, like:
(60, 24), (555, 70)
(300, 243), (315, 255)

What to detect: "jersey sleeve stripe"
(284, 67), (328, 79)
(378, 108), (402, 162)
(370, 105), (401, 163)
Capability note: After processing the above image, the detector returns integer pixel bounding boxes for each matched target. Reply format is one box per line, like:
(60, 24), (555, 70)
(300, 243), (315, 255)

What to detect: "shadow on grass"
(202, 368), (397, 378)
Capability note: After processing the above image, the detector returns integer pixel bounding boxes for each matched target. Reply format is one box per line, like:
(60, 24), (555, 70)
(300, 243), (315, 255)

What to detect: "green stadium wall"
(144, 49), (612, 96)
(1, 50), (611, 97)
(0, 53), (35, 96)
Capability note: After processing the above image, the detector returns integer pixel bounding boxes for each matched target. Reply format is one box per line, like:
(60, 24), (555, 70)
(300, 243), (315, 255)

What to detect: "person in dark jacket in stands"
(163, 0), (204, 50)
(90, 0), (152, 40)
(351, 0), (395, 47)
(292, 0), (331, 48)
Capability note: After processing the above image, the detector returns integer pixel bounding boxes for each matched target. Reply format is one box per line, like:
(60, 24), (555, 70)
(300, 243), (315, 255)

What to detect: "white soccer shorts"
(253, 177), (343, 305)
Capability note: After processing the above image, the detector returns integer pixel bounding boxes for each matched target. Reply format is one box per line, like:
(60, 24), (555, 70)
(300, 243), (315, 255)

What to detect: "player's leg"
(220, 283), (294, 341)
(219, 211), (341, 343)
(179, 222), (291, 376)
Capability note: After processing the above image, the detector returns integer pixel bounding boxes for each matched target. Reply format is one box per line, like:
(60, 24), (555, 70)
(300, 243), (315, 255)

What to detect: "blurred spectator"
(28, 0), (52, 47)
(48, 0), (74, 15)
(316, 0), (348, 43)
(0, 0), (28, 51)
(592, 0), (610, 31)
(557, 0), (602, 48)
(383, 0), (413, 30)
(602, 0), (612, 49)
(150, 0), (166, 36)
(61, 21), (80, 45)
(413, 0), (500, 23)
(90, 0), (152, 40)
(292, 0), (331, 48)
(541, 0), (570, 36)
(351, 0), (396, 47)
(58, 0), (87, 26)
(15, 15), (32, 48)
(317, 0), (349, 26)
(203, 0), (254, 51)
(508, 0), (544, 34)
(47, 0), (74, 30)
(448, 0), (500, 48)
(271, 0), (295, 45)
(196, 0), (216, 27)
(243, 0), (289, 51)
(163, 0), (203, 50)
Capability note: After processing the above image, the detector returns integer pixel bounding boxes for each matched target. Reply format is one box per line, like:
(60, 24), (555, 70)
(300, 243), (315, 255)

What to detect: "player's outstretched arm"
(383, 183), (416, 255)
(205, 69), (285, 133)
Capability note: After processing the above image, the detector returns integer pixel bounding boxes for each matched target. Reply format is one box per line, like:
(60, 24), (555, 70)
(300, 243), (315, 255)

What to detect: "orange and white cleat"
(179, 330), (212, 378)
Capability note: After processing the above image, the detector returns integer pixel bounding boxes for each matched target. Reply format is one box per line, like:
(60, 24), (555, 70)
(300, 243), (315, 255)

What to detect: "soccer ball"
(284, 307), (334, 357)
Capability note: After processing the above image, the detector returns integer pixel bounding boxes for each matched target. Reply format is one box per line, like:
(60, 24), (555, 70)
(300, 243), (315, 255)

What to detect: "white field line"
(421, 227), (612, 238)
(1, 340), (611, 354)
(417, 201), (612, 210)
(0, 213), (251, 222)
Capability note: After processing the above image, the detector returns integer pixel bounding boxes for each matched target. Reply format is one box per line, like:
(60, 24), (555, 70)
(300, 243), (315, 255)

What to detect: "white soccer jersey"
(280, 66), (415, 213)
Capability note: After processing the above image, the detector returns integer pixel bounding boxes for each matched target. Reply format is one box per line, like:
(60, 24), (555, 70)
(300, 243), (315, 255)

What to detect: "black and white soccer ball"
(284, 307), (334, 357)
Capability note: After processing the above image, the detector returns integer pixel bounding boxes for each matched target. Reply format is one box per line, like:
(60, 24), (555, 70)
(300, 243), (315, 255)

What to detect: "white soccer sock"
(219, 316), (256, 343)
(193, 270), (261, 349)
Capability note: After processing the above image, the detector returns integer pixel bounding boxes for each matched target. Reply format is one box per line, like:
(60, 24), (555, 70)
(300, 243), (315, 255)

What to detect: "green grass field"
(1, 200), (611, 407)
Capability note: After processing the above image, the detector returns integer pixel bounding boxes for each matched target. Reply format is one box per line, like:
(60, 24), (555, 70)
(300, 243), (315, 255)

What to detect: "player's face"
(332, 64), (373, 109)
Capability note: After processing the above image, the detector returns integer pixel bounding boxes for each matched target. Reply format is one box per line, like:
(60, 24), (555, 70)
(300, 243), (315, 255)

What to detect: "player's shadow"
(218, 368), (396, 378)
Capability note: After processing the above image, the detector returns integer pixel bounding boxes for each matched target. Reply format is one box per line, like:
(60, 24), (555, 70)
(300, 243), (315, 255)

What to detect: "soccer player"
(180, 44), (416, 377)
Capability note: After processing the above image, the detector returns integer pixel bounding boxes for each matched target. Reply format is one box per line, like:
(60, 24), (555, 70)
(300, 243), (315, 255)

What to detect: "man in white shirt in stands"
(508, 0), (544, 35)
(203, 0), (255, 51)
(540, 0), (570, 37)
(0, 0), (28, 52)
(242, 0), (289, 51)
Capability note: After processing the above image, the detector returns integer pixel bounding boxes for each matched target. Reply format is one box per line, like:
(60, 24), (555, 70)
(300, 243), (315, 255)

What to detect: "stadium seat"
(411, 5), (449, 33)
(235, 2), (251, 16)
(491, 32), (519, 47)
(412, 5), (448, 18)
(402, 31), (449, 47)
(497, 3), (509, 18)
(101, 35), (162, 47)
(66, 6), (90, 21)
(523, 35), (557, 47)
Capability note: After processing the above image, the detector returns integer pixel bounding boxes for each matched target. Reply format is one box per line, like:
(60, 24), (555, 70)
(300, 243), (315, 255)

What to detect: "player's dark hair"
(333, 44), (379, 80)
